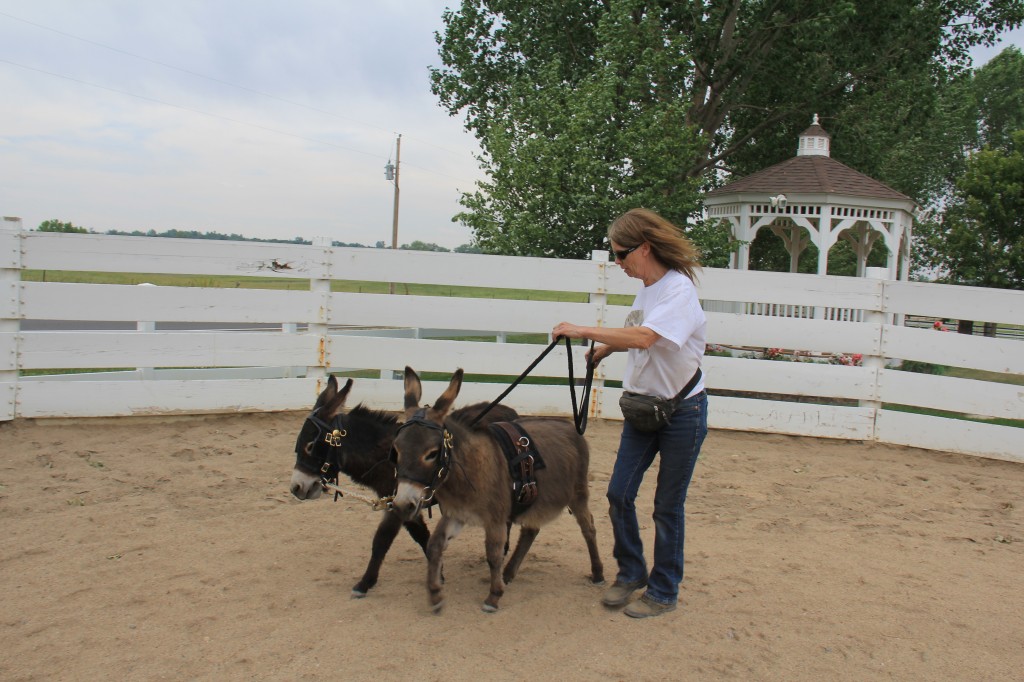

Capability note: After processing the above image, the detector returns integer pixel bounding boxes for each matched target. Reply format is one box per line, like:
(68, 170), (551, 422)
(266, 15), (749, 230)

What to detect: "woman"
(553, 207), (708, 618)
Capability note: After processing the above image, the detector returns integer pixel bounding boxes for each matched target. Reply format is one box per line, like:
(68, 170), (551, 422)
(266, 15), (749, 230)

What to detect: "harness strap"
(489, 421), (545, 517)
(470, 336), (594, 434)
(395, 408), (453, 508)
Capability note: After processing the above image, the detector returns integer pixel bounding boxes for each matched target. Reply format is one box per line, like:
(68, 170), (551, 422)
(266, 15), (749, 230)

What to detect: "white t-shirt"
(623, 269), (706, 399)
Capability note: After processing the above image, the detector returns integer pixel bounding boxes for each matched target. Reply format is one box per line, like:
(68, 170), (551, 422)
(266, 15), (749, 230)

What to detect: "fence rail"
(2, 218), (1022, 463)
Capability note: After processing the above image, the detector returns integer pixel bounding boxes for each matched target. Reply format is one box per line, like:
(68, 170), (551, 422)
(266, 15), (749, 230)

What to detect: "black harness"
(394, 411), (546, 520)
(489, 421), (546, 519)
(394, 408), (454, 509)
(301, 407), (348, 484)
(298, 408), (395, 510)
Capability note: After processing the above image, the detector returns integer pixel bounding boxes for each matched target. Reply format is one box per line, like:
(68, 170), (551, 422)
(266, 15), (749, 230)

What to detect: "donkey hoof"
(430, 599), (446, 614)
(351, 589), (368, 599)
(481, 602), (499, 613)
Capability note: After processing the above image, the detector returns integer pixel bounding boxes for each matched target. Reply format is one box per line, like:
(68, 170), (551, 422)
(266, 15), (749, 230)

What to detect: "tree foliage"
(432, 0), (1024, 258)
(37, 219), (88, 233)
(914, 47), (1024, 289)
(919, 130), (1024, 289)
(401, 241), (450, 252)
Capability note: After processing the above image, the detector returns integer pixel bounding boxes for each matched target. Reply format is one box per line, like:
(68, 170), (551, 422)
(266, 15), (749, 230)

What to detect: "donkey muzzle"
(391, 481), (426, 519)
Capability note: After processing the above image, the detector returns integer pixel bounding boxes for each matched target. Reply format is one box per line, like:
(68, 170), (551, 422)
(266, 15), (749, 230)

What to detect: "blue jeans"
(607, 390), (708, 605)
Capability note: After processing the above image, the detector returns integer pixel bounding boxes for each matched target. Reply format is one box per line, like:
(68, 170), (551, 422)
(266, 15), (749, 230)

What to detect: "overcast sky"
(2, 3), (1022, 248)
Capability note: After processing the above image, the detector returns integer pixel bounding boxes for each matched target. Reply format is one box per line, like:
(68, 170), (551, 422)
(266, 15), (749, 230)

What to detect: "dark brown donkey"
(390, 367), (604, 613)
(289, 375), (517, 597)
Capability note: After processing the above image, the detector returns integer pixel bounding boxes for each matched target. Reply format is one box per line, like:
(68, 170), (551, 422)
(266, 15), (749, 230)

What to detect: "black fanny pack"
(618, 368), (702, 433)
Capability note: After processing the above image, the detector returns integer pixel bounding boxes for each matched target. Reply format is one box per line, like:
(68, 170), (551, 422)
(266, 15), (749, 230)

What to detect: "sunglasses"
(612, 244), (640, 261)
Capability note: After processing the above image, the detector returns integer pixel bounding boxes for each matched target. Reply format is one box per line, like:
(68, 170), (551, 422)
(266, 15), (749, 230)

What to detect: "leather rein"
(469, 335), (595, 434)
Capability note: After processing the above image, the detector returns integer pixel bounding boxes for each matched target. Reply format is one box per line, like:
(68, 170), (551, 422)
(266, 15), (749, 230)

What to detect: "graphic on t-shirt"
(625, 308), (649, 383)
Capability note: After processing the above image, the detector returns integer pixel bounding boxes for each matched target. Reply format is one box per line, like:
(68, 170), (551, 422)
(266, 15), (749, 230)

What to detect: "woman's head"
(608, 208), (701, 281)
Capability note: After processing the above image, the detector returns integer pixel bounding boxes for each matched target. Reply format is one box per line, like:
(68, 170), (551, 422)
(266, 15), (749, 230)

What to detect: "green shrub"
(897, 360), (947, 375)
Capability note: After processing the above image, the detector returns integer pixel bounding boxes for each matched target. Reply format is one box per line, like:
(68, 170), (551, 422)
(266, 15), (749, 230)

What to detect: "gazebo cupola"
(703, 115), (917, 282)
(797, 114), (831, 156)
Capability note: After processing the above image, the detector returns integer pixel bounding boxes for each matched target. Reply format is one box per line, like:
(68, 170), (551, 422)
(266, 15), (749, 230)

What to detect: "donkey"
(289, 375), (518, 597)
(390, 366), (604, 613)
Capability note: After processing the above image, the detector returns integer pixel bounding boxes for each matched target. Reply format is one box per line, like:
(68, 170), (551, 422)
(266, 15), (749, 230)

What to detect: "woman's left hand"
(553, 322), (586, 340)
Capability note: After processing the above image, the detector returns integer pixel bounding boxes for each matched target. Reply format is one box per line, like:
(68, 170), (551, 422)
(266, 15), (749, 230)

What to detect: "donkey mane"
(347, 403), (399, 430)
(337, 404), (398, 486)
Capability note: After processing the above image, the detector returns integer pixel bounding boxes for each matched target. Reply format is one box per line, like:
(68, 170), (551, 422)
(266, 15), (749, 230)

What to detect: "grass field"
(23, 269), (635, 305)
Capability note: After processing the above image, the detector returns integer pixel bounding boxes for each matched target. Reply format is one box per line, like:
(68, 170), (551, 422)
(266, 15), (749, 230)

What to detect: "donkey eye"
(425, 449), (440, 462)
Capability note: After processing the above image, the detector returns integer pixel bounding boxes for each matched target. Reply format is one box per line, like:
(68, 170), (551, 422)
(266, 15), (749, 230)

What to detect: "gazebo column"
(735, 240), (751, 270)
(735, 205), (753, 270)
(899, 230), (911, 282)
(770, 222), (810, 273)
(816, 215), (832, 276)
(840, 223), (881, 277)
(814, 212), (836, 319)
(895, 220), (913, 327)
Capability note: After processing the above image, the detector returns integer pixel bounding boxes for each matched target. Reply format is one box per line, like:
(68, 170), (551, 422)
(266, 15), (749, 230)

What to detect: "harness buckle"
(518, 480), (538, 505)
(324, 428), (346, 447)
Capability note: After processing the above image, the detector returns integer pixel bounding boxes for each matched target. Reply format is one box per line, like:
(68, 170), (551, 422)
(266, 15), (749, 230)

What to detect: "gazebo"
(704, 115), (917, 282)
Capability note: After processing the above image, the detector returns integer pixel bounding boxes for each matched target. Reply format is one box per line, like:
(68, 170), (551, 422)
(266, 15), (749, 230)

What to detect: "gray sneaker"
(624, 593), (677, 618)
(601, 578), (647, 608)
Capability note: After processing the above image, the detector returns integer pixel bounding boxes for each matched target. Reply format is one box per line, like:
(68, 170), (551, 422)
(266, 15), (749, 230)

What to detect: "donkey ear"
(318, 375), (339, 405)
(339, 377), (354, 401)
(432, 368), (464, 417)
(324, 376), (354, 418)
(403, 366), (422, 412)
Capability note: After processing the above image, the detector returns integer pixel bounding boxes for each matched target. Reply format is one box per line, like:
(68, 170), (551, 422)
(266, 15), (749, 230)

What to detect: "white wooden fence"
(2, 217), (1022, 463)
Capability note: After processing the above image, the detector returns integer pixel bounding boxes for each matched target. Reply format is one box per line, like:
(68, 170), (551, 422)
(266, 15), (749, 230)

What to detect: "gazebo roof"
(706, 115), (912, 203)
(704, 155), (912, 202)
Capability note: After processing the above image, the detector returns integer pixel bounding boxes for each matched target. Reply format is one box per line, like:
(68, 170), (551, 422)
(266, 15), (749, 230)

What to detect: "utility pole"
(386, 134), (401, 295)
(390, 134), (401, 250)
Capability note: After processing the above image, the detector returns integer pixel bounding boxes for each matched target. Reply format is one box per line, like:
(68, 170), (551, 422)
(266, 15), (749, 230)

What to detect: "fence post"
(590, 249), (609, 418)
(306, 237), (332, 388)
(0, 217), (22, 421)
(862, 267), (887, 439)
(135, 283), (157, 380)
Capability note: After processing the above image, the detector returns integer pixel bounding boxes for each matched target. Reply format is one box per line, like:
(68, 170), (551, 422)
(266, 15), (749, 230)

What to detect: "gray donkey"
(390, 366), (604, 612)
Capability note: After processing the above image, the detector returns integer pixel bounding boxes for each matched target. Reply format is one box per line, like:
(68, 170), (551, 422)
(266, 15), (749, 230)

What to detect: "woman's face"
(610, 240), (642, 280)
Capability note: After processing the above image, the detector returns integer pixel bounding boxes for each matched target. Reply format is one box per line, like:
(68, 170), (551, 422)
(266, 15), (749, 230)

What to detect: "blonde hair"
(608, 208), (701, 281)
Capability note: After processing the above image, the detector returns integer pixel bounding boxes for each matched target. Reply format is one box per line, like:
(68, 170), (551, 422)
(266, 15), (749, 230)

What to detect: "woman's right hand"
(587, 343), (612, 367)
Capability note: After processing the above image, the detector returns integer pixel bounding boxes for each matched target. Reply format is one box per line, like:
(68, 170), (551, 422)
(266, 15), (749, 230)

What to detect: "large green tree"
(913, 47), (1024, 295)
(920, 130), (1024, 291)
(432, 0), (1023, 257)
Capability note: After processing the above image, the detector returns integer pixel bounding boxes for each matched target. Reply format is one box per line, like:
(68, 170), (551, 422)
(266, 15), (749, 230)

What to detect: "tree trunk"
(957, 320), (974, 335)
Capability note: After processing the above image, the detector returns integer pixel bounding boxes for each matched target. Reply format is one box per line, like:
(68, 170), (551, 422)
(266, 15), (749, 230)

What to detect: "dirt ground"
(1, 410), (1021, 681)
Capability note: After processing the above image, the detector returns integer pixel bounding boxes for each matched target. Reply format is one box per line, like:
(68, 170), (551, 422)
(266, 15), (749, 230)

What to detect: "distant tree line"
(33, 220), (481, 253)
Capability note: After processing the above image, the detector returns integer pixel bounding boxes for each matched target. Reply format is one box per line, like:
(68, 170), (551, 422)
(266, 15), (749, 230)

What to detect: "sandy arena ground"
(1, 410), (1021, 681)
